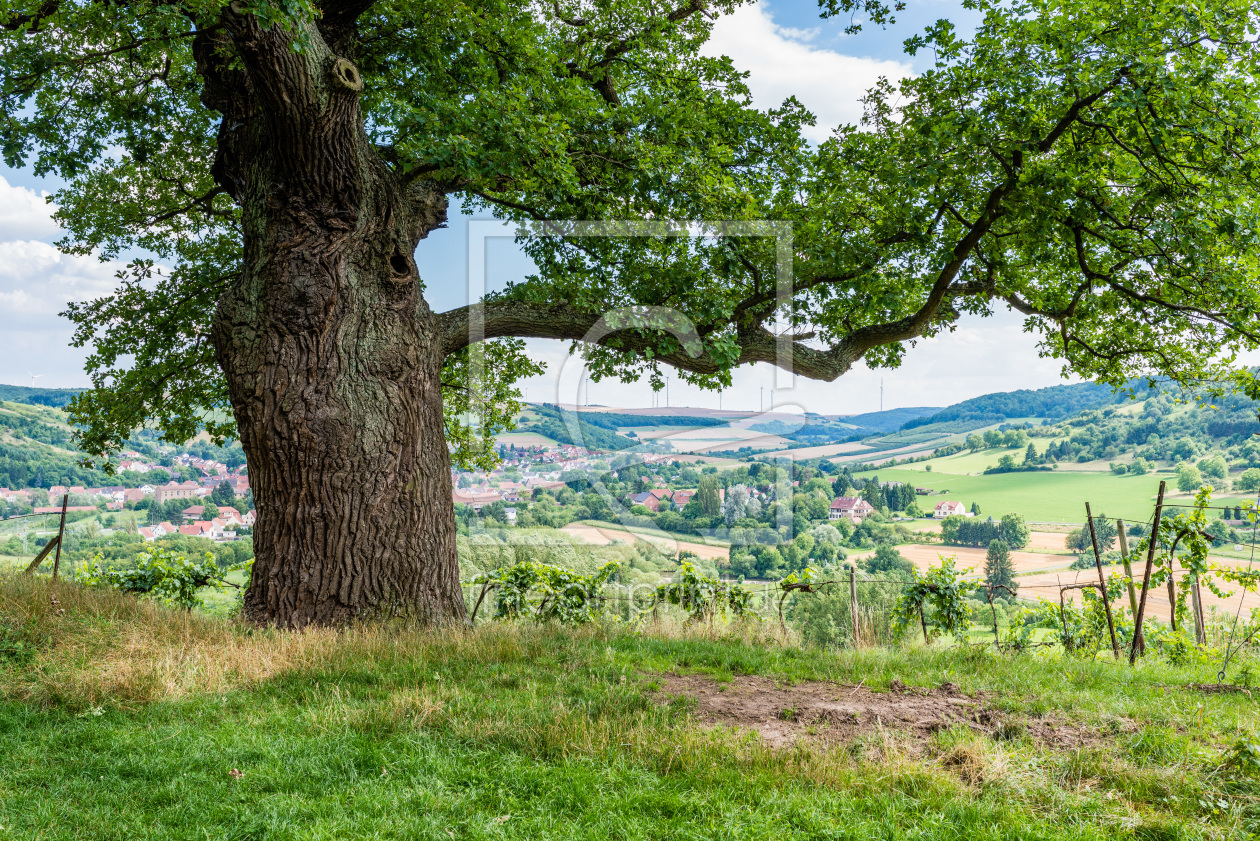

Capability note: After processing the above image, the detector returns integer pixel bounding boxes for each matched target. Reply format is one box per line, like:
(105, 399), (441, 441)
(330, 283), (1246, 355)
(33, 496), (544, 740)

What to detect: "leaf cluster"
(76, 546), (237, 610)
(474, 559), (619, 625)
(655, 560), (753, 623)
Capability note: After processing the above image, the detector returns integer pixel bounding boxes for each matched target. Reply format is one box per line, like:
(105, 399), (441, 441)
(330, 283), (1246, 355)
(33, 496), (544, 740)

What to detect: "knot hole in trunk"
(388, 246), (415, 284)
(332, 58), (363, 93)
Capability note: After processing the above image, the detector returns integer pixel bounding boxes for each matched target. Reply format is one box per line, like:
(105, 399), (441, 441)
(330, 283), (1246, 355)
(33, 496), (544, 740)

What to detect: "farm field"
(560, 521), (729, 560)
(890, 543), (1073, 576)
(757, 441), (873, 460)
(852, 468), (1175, 523)
(828, 442), (942, 465)
(1018, 564), (1260, 623)
(635, 425), (791, 453)
(909, 445), (1074, 475)
(494, 431), (560, 446)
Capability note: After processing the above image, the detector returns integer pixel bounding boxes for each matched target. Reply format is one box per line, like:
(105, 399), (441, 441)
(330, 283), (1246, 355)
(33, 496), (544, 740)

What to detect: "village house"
(181, 504), (244, 523)
(628, 491), (661, 512)
(671, 489), (696, 508)
(179, 520), (223, 539)
(34, 505), (97, 515)
(829, 496), (875, 523)
(933, 500), (967, 518)
(452, 489), (503, 512)
(154, 481), (205, 505)
(139, 521), (180, 542)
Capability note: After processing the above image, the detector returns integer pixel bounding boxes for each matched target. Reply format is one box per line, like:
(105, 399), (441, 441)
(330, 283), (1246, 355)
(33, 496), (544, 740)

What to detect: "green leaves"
(441, 338), (544, 471)
(655, 560), (754, 622)
(7, 0), (1260, 461)
(473, 559), (619, 625)
(893, 555), (980, 643)
(77, 546), (237, 610)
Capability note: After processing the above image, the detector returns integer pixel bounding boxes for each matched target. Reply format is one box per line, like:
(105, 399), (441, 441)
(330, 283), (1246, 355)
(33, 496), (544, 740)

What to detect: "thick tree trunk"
(203, 14), (466, 627)
(212, 214), (465, 628)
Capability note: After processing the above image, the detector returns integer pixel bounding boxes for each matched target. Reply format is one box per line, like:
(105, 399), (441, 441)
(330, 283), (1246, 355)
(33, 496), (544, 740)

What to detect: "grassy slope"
(2, 575), (1259, 840)
(857, 466), (1168, 522)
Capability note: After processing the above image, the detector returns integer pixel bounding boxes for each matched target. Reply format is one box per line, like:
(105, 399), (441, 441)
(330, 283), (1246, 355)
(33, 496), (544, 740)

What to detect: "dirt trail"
(655, 674), (1106, 750)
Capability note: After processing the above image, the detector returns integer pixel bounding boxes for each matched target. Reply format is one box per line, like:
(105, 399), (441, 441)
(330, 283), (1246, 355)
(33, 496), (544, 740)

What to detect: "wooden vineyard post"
(1167, 575), (1178, 632)
(1131, 481), (1166, 665)
(1057, 575), (1069, 643)
(988, 587), (1001, 651)
(22, 536), (60, 574)
(1192, 577), (1206, 646)
(848, 566), (861, 648)
(1117, 521), (1144, 656)
(22, 494), (69, 577)
(51, 494), (68, 581)
(1086, 502), (1121, 659)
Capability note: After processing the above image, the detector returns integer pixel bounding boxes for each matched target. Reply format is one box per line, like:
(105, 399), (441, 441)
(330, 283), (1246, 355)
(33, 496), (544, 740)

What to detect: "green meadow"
(853, 467), (1182, 523)
(3, 574), (1260, 840)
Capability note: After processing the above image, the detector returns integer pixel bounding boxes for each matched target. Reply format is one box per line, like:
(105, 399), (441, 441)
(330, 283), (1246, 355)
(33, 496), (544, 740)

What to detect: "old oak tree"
(2, 0), (1258, 626)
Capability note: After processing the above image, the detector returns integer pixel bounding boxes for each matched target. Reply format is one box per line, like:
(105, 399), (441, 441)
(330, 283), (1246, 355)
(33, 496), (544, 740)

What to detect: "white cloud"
(0, 177), (127, 387)
(703, 3), (913, 142)
(0, 175), (59, 241)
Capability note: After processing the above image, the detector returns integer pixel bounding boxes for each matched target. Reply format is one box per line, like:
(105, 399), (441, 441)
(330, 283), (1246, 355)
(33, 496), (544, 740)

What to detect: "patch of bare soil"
(654, 674), (1115, 751)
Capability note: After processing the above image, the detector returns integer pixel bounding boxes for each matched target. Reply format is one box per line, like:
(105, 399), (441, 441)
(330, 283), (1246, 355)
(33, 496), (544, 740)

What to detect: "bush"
(77, 547), (234, 610)
(862, 545), (914, 576)
(472, 560), (618, 625)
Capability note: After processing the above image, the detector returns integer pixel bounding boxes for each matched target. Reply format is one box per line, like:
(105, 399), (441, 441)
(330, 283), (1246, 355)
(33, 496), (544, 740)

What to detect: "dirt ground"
(892, 543), (1072, 576)
(1027, 531), (1070, 551)
(654, 674), (1108, 751)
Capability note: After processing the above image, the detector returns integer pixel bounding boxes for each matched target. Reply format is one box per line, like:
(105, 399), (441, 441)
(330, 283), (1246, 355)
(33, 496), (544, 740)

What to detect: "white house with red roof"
(179, 520), (223, 539)
(933, 500), (967, 518)
(829, 497), (875, 523)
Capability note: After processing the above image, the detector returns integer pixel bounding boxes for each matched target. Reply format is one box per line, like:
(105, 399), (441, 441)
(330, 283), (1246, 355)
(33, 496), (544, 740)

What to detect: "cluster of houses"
(138, 504), (255, 542)
(452, 442), (687, 522)
(452, 477), (569, 522)
(0, 449), (254, 542)
(626, 487), (696, 512)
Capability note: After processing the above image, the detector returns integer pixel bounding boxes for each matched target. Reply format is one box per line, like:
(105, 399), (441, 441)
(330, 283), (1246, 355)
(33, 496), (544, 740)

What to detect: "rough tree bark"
(205, 12), (465, 627)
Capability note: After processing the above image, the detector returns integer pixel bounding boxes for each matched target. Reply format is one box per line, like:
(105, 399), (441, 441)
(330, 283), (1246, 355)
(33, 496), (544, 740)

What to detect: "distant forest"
(0, 384), (83, 408)
(902, 383), (1135, 430)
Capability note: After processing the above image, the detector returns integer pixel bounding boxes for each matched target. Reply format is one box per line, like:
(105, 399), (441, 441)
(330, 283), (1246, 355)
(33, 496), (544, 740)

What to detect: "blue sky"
(0, 0), (1083, 416)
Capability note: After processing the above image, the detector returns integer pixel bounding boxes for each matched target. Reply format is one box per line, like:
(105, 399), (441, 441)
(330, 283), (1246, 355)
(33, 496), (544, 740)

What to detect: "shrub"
(77, 547), (233, 610)
(472, 560), (619, 625)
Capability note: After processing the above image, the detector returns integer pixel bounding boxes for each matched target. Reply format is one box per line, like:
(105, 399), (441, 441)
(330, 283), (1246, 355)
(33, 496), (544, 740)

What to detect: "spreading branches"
(558, 0), (712, 106)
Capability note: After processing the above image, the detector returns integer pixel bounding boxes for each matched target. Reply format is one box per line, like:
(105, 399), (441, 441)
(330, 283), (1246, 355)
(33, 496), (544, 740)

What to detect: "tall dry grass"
(0, 574), (796, 708)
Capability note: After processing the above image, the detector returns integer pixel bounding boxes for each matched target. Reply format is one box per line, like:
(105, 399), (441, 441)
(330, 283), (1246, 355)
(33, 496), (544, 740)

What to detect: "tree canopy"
(4, 0), (1260, 461)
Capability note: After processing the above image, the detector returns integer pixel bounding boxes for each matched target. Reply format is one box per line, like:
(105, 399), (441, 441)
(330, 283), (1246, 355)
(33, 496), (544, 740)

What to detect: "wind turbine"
(27, 371), (42, 389)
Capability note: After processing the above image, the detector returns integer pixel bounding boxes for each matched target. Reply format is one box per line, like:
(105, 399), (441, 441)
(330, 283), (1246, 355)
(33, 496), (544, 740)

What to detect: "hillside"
(0, 395), (246, 502)
(2, 574), (1259, 840)
(902, 382), (1132, 430)
(0, 383), (83, 408)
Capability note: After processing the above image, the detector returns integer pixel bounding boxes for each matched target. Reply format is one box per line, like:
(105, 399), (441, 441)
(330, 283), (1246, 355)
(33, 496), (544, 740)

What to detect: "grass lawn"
(3, 575), (1260, 839)
(910, 446), (1040, 475)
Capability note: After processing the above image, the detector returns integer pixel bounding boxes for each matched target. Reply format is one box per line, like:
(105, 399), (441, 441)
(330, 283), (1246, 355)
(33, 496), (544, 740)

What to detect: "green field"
(856, 467), (1180, 523)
